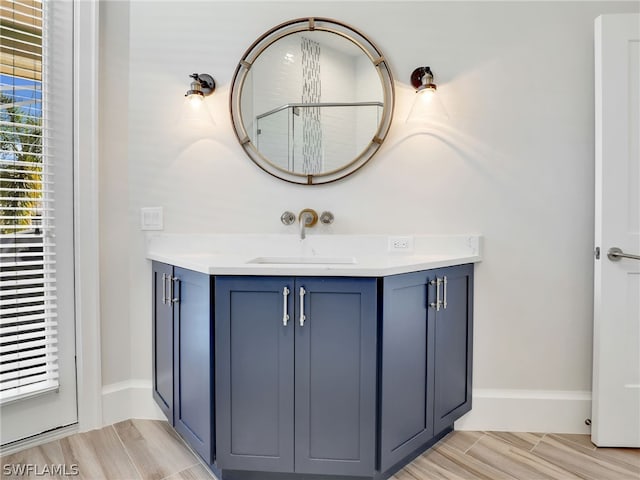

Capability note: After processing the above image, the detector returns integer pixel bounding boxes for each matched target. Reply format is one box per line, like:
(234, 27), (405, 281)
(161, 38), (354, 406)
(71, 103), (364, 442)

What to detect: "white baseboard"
(454, 389), (592, 434)
(101, 380), (164, 426)
(101, 384), (591, 435)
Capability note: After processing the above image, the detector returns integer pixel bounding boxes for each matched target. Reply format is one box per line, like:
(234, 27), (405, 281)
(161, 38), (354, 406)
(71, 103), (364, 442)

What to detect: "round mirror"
(230, 18), (394, 185)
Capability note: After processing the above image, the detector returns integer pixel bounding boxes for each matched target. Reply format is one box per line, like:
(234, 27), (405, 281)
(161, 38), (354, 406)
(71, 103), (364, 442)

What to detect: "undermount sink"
(247, 256), (357, 265)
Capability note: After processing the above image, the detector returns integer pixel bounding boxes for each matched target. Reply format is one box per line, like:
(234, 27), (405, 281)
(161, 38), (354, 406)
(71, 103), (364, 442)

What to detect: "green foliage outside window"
(0, 93), (42, 235)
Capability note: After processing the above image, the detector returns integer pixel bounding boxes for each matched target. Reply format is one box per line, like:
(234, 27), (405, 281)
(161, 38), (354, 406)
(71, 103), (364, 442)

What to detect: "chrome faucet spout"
(299, 212), (311, 239)
(298, 209), (318, 240)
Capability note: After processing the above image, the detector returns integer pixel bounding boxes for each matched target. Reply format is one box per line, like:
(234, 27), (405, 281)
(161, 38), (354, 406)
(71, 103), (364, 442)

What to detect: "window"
(0, 0), (58, 403)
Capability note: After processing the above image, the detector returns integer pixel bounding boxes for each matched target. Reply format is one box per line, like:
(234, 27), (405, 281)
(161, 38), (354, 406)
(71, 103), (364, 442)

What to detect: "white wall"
(99, 1), (640, 430)
(99, 0), (130, 388)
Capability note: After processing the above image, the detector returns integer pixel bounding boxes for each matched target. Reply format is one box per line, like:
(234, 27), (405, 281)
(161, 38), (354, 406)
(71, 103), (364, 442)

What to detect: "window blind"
(0, 0), (58, 403)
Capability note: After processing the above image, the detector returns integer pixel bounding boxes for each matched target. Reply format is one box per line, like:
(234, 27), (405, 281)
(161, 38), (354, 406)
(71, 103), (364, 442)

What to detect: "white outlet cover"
(388, 235), (414, 252)
(141, 207), (163, 231)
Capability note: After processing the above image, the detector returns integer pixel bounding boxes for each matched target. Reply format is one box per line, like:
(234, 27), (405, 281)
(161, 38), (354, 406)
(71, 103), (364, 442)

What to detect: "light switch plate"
(141, 207), (163, 231)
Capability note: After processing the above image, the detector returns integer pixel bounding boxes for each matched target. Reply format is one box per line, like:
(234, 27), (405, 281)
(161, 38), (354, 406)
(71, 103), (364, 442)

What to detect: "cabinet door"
(173, 268), (213, 464)
(152, 261), (174, 424)
(294, 277), (377, 476)
(380, 271), (434, 472)
(432, 264), (474, 433)
(215, 276), (295, 472)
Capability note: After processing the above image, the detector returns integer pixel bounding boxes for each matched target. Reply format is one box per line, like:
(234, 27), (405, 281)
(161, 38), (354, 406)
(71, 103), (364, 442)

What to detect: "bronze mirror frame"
(229, 17), (395, 185)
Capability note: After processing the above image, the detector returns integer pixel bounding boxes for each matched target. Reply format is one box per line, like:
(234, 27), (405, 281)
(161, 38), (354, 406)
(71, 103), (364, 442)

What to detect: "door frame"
(73, 0), (103, 434)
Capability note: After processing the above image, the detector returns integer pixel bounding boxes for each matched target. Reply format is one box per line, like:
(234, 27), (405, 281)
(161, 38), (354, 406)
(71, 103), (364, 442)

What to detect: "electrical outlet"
(141, 207), (164, 231)
(388, 236), (414, 252)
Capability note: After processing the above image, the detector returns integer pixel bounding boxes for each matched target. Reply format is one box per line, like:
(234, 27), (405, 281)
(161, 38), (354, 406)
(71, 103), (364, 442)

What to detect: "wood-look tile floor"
(1, 420), (638, 480)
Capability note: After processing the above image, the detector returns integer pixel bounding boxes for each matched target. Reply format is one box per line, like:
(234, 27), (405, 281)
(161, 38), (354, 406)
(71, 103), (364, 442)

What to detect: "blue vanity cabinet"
(151, 262), (214, 465)
(380, 263), (473, 473)
(152, 261), (175, 424)
(294, 277), (377, 476)
(153, 261), (474, 480)
(172, 267), (214, 465)
(214, 276), (377, 477)
(379, 270), (435, 471)
(214, 276), (295, 473)
(431, 263), (474, 434)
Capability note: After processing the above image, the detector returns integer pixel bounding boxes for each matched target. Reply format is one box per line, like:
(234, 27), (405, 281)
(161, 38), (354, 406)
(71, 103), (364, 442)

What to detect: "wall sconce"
(406, 66), (449, 123)
(185, 73), (215, 108)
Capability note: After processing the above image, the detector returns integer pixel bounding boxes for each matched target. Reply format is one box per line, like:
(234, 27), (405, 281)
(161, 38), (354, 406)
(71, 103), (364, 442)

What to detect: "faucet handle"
(319, 211), (334, 225)
(281, 211), (296, 225)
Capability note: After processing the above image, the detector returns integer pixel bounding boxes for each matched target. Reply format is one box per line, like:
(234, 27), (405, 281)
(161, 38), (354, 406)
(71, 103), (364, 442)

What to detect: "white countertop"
(146, 234), (482, 277)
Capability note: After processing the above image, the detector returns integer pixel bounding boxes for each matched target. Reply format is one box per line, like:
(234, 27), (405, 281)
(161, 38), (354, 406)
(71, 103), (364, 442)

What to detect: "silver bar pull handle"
(171, 276), (180, 303)
(429, 278), (442, 311)
(282, 286), (290, 326)
(299, 286), (307, 326)
(429, 279), (437, 310)
(608, 247), (640, 262)
(162, 273), (168, 305)
(443, 276), (448, 309)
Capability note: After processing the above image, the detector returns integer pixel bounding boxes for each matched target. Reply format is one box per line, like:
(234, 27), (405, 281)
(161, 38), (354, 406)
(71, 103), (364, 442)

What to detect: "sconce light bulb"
(418, 87), (436, 104)
(188, 93), (204, 109)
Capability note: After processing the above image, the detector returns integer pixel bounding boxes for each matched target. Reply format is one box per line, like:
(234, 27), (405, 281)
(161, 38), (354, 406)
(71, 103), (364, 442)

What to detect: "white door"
(0, 0), (77, 445)
(593, 13), (640, 448)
